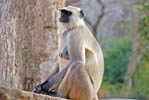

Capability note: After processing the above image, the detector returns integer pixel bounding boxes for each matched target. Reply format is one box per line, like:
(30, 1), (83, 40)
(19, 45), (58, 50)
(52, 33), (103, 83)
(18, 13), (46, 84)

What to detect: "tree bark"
(0, 0), (64, 91)
(123, 34), (140, 89)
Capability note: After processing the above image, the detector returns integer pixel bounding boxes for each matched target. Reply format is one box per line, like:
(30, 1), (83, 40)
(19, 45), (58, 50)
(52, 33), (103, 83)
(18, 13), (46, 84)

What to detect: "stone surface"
(0, 86), (67, 100)
(0, 0), (64, 91)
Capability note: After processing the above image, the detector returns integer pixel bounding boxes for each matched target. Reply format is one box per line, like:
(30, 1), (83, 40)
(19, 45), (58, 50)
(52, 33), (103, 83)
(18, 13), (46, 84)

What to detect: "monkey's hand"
(40, 72), (65, 92)
(34, 83), (57, 96)
(33, 62), (59, 95)
(44, 59), (77, 92)
(34, 84), (48, 94)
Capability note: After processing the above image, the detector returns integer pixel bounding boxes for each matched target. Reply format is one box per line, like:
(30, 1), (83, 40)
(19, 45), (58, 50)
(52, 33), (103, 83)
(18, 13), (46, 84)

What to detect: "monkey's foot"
(34, 85), (57, 97)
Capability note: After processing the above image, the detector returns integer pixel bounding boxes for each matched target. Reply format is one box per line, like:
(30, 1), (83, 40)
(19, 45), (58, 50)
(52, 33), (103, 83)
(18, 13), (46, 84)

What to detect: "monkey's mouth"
(59, 17), (69, 23)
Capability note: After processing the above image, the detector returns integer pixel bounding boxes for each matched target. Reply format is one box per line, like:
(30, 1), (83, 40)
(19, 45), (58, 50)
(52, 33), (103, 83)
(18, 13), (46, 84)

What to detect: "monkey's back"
(85, 28), (104, 92)
(70, 25), (104, 92)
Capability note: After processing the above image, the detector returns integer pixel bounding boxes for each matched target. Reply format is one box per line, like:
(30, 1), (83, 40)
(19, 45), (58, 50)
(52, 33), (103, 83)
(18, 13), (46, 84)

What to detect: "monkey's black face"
(59, 9), (72, 23)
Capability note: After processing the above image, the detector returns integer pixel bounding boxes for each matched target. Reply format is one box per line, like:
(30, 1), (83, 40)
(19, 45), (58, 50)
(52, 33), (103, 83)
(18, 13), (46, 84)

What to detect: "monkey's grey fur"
(34, 6), (104, 100)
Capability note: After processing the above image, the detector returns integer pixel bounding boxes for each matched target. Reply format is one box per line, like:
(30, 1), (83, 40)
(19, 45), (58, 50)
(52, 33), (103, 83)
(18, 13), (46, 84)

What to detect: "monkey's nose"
(59, 17), (64, 22)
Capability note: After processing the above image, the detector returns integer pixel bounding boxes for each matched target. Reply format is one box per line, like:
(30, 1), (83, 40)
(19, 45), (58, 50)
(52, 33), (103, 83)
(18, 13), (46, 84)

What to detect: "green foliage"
(129, 1), (149, 99)
(101, 81), (122, 97)
(100, 1), (149, 98)
(130, 60), (149, 99)
(103, 37), (132, 84)
(137, 1), (149, 62)
(144, 2), (149, 8)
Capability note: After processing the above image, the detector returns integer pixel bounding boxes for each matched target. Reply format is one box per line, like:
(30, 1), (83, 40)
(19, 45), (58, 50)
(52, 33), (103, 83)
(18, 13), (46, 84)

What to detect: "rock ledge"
(0, 86), (67, 100)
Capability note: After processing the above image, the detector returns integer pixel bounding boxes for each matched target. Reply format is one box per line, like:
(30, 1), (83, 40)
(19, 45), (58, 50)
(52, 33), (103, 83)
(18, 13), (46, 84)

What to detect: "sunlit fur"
(57, 6), (104, 100)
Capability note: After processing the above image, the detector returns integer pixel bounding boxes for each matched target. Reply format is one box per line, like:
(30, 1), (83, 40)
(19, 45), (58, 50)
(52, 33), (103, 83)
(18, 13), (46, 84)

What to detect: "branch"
(93, 0), (105, 38)
(84, 18), (94, 28)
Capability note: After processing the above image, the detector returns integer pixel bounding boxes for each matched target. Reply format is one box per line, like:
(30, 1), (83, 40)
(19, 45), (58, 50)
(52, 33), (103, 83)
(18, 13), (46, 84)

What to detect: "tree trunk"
(123, 34), (140, 89)
(0, 0), (64, 91)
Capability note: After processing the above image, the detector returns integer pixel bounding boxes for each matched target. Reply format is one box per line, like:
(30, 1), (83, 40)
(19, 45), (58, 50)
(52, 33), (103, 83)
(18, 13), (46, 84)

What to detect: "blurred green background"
(98, 0), (149, 99)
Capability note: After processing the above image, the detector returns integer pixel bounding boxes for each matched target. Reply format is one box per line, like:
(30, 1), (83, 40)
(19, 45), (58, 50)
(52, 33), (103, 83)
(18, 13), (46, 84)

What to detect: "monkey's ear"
(80, 10), (84, 18)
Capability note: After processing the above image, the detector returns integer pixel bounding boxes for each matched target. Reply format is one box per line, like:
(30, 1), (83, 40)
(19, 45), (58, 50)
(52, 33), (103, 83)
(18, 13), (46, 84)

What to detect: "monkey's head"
(58, 6), (84, 29)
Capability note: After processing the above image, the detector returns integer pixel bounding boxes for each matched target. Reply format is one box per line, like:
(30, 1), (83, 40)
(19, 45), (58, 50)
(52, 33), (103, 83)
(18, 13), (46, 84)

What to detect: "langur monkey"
(34, 6), (104, 100)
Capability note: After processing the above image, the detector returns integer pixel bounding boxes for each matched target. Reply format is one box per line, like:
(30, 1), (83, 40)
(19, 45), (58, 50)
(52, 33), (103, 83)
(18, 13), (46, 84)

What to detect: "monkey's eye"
(60, 9), (72, 16)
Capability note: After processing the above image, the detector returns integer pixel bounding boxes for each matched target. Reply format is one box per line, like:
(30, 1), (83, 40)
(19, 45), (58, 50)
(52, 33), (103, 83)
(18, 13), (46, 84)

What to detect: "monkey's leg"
(93, 94), (99, 100)
(57, 61), (95, 100)
(34, 62), (59, 94)
(42, 59), (77, 92)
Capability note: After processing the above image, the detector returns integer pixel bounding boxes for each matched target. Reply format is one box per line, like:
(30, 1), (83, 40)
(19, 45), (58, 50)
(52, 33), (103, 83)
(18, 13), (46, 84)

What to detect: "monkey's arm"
(46, 62), (60, 81)
(41, 59), (76, 92)
(68, 31), (85, 62)
(34, 62), (59, 94)
(42, 31), (85, 92)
